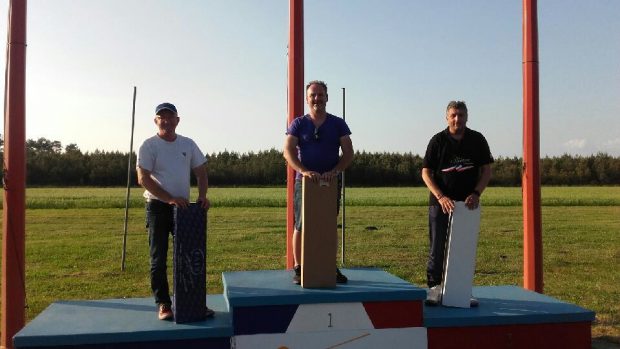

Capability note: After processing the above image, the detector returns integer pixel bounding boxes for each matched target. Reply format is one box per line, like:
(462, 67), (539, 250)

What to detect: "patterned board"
(173, 203), (207, 323)
(301, 177), (338, 288)
(441, 202), (480, 308)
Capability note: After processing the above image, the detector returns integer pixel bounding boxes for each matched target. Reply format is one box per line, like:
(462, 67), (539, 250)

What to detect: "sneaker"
(470, 297), (479, 307)
(425, 285), (442, 306)
(205, 307), (215, 318)
(158, 303), (173, 320)
(336, 268), (348, 284)
(292, 265), (301, 285)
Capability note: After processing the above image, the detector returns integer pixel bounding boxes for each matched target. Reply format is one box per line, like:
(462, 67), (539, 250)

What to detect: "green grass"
(2, 185), (619, 209)
(0, 187), (618, 344)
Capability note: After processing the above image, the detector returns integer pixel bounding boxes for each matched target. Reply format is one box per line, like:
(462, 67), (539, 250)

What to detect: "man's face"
(446, 107), (467, 134)
(154, 109), (179, 135)
(306, 84), (328, 113)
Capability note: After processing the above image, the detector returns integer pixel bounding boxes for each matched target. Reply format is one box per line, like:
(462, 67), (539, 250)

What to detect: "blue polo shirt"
(286, 113), (352, 179)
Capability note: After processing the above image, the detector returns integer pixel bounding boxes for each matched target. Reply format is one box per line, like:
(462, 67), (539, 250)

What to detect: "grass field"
(0, 186), (618, 345)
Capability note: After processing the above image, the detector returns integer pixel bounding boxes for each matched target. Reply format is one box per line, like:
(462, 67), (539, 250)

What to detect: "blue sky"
(1, 0), (618, 157)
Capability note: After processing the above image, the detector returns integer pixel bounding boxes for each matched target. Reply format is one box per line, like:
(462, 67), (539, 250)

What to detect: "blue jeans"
(146, 199), (174, 305)
(427, 205), (450, 288)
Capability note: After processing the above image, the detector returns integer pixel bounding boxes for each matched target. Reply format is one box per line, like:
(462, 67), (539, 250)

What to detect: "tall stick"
(341, 87), (346, 266)
(121, 86), (137, 271)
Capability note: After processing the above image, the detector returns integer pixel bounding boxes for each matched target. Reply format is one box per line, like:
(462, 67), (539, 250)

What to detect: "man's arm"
(192, 163), (210, 209)
(322, 135), (354, 181)
(137, 166), (189, 208)
(422, 167), (454, 214)
(283, 134), (321, 181)
(464, 164), (492, 209)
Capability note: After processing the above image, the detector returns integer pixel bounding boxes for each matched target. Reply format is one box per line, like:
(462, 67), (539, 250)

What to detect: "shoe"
(205, 307), (215, 318)
(158, 303), (173, 320)
(336, 268), (348, 284)
(292, 265), (301, 285)
(470, 297), (479, 307)
(425, 285), (442, 306)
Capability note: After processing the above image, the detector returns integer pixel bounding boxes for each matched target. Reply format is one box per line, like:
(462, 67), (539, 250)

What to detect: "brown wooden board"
(301, 177), (338, 288)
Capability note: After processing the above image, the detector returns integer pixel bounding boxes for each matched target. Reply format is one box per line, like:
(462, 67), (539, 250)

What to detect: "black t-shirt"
(423, 127), (493, 205)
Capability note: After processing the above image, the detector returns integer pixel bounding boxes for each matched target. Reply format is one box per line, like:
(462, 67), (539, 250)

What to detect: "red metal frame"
(286, 0), (304, 269)
(522, 0), (543, 293)
(2, 1), (27, 348)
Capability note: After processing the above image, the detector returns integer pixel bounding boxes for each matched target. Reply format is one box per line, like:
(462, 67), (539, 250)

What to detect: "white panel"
(442, 202), (480, 308)
(233, 327), (428, 349)
(286, 303), (373, 332)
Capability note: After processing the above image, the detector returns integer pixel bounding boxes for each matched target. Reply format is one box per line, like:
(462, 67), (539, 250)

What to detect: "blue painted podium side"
(12, 295), (232, 349)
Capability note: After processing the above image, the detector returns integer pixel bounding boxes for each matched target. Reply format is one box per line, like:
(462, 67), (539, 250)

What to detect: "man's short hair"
(446, 100), (468, 115)
(306, 80), (328, 94)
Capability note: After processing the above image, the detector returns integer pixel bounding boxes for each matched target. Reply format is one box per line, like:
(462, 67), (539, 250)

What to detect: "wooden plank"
(301, 177), (338, 288)
(441, 202), (480, 308)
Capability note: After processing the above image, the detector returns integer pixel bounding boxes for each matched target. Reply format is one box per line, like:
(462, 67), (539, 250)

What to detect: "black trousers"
(146, 199), (175, 305)
(427, 205), (450, 288)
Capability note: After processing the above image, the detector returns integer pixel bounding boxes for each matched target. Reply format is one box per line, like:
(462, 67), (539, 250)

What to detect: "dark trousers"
(146, 199), (174, 305)
(427, 205), (450, 288)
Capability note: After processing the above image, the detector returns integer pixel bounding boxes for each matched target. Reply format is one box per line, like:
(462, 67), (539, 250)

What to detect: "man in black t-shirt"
(421, 101), (493, 306)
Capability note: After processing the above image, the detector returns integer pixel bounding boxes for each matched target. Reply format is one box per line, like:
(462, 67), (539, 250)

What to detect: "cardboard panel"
(441, 202), (480, 308)
(301, 177), (338, 288)
(173, 203), (207, 323)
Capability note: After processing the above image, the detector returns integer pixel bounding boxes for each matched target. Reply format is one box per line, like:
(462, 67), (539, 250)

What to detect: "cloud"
(604, 138), (620, 147)
(563, 138), (587, 149)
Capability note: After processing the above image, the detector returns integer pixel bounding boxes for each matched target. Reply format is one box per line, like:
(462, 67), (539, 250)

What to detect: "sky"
(0, 0), (618, 157)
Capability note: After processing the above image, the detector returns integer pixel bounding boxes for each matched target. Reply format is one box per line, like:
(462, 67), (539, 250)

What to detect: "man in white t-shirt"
(137, 102), (212, 320)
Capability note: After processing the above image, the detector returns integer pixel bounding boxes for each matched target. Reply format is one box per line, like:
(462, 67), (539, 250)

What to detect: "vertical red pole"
(2, 0), (27, 348)
(522, 0), (543, 293)
(286, 0), (304, 269)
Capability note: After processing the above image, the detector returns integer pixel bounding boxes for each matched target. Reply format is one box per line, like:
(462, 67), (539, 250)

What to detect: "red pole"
(2, 0), (27, 348)
(286, 0), (304, 269)
(522, 0), (543, 293)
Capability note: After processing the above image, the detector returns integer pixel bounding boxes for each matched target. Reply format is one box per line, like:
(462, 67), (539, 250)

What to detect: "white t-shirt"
(137, 134), (207, 201)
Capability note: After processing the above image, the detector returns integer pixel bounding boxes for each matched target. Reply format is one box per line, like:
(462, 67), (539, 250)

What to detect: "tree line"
(1, 137), (619, 187)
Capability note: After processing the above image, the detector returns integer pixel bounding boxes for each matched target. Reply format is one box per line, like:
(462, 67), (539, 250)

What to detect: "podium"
(173, 203), (207, 323)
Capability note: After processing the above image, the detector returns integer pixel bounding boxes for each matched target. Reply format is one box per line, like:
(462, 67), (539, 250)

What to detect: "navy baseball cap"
(155, 102), (177, 115)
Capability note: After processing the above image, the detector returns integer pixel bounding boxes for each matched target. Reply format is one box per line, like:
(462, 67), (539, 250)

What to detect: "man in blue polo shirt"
(284, 80), (354, 285)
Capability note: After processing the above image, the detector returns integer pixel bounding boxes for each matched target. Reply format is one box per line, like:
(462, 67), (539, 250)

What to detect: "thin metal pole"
(341, 87), (346, 267)
(121, 86), (137, 271)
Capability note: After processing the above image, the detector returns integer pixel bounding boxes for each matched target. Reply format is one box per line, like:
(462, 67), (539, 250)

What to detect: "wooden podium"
(301, 177), (338, 288)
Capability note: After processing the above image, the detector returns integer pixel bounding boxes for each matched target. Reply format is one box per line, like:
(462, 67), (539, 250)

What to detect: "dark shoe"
(158, 303), (173, 320)
(292, 265), (301, 285)
(336, 268), (348, 284)
(470, 297), (479, 307)
(205, 307), (215, 318)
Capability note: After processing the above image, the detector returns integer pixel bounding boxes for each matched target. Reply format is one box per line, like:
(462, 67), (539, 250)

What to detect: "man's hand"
(197, 196), (210, 210)
(301, 170), (321, 183)
(464, 193), (480, 210)
(168, 197), (190, 209)
(437, 196), (455, 214)
(320, 170), (339, 182)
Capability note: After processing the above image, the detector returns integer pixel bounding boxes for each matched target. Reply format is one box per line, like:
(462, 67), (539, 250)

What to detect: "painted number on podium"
(328, 312), (333, 327)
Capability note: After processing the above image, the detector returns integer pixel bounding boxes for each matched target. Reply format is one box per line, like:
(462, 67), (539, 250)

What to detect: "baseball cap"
(155, 102), (177, 115)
